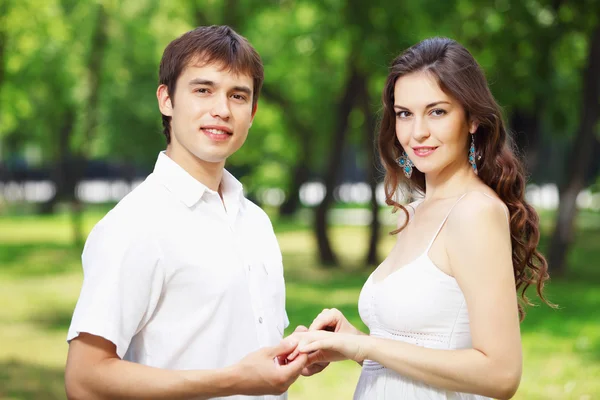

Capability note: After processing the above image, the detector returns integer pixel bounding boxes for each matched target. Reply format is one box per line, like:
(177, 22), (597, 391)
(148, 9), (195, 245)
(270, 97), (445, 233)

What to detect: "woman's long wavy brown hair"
(379, 37), (552, 320)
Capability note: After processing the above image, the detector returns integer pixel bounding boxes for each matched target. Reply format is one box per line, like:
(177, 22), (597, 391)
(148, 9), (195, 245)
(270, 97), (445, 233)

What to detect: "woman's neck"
(423, 160), (479, 201)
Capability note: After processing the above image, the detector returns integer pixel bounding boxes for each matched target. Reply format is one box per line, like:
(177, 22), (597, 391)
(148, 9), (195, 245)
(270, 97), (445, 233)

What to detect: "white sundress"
(354, 194), (493, 400)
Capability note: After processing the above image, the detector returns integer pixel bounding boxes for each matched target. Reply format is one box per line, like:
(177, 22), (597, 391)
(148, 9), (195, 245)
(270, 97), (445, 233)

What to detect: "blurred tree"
(99, 0), (164, 167)
(315, 56), (362, 266)
(68, 2), (108, 247)
(0, 0), (5, 90)
(358, 74), (380, 266)
(1, 1), (87, 228)
(549, 19), (600, 275)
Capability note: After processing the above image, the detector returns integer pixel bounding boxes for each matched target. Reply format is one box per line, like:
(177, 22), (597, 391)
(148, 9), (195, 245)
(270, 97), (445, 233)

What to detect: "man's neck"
(165, 146), (224, 192)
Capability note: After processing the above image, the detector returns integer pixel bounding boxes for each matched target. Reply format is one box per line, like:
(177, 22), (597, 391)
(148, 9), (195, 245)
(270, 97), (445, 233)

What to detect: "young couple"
(65, 26), (551, 400)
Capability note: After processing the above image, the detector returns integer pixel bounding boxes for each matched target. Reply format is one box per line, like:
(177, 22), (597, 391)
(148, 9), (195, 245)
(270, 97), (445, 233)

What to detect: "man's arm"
(65, 333), (307, 400)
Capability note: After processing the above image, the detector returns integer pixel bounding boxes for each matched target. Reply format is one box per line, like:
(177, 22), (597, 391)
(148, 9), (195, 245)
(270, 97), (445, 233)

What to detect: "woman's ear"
(469, 120), (479, 134)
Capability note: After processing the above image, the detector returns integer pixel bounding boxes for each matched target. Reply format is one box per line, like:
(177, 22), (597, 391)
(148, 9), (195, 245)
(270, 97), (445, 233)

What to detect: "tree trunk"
(315, 64), (362, 267)
(279, 161), (309, 216)
(279, 119), (311, 217)
(38, 109), (75, 214)
(548, 24), (600, 275)
(358, 76), (380, 266)
(510, 109), (542, 176)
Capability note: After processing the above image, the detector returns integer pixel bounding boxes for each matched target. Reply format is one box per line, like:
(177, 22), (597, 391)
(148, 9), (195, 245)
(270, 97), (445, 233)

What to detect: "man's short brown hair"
(159, 25), (264, 144)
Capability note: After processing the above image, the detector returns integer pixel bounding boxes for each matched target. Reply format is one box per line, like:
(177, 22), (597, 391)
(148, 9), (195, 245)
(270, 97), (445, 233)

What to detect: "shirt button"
(258, 317), (263, 324)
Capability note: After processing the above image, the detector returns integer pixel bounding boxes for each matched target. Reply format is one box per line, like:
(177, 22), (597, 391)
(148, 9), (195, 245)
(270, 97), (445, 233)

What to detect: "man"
(65, 25), (307, 400)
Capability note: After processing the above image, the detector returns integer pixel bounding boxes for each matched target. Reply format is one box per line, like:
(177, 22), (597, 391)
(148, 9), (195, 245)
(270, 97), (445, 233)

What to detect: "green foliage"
(1, 0), (598, 188)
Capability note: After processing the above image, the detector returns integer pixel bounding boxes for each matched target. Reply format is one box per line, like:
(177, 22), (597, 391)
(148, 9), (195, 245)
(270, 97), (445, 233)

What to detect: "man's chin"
(192, 154), (229, 165)
(171, 147), (229, 166)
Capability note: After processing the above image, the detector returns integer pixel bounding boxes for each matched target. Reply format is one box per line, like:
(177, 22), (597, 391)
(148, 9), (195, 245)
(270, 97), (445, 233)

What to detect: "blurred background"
(1, 0), (599, 399)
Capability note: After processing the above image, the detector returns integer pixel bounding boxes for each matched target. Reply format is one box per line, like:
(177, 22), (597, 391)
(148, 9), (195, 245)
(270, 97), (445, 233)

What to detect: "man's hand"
(232, 338), (308, 396)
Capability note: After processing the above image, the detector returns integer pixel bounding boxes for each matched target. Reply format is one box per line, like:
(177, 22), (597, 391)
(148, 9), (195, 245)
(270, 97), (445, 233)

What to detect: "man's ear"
(250, 102), (258, 125)
(157, 84), (173, 116)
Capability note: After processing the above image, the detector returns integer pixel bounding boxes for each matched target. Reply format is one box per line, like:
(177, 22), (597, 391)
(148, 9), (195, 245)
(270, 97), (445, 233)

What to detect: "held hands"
(285, 308), (368, 376)
(287, 330), (370, 365)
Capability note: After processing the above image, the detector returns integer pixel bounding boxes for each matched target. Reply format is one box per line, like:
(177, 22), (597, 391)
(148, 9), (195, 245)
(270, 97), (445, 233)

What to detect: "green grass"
(0, 209), (599, 399)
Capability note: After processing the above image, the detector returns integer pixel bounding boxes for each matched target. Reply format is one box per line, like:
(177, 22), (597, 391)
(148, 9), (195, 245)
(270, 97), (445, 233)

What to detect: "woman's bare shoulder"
(449, 191), (510, 234)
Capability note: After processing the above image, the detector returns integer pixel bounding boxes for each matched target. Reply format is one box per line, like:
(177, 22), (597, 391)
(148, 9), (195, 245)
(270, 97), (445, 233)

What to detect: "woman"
(288, 37), (552, 399)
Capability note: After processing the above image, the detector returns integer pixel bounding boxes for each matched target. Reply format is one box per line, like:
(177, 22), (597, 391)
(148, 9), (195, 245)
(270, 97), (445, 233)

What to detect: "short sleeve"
(67, 218), (165, 359)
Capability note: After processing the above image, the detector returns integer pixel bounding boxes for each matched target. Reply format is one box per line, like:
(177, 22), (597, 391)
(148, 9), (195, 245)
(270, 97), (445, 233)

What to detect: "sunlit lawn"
(0, 208), (599, 399)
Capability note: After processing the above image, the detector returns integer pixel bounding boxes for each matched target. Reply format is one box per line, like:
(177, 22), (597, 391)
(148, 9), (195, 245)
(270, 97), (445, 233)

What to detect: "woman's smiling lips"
(412, 146), (438, 157)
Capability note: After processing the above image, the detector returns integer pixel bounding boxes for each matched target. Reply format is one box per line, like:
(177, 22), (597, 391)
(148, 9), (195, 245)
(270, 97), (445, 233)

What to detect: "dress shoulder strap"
(424, 191), (510, 252)
(424, 192), (470, 252)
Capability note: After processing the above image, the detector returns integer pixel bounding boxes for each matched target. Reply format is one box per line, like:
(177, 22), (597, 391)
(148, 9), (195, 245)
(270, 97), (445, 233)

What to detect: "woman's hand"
(288, 331), (371, 364)
(287, 308), (365, 367)
(309, 308), (362, 336)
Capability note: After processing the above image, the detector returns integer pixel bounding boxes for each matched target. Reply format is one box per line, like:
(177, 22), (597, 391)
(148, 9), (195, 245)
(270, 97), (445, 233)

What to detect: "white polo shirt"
(67, 152), (289, 400)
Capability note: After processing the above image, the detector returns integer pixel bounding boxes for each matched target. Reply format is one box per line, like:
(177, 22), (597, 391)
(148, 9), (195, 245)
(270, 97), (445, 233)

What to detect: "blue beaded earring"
(397, 151), (414, 179)
(469, 134), (478, 175)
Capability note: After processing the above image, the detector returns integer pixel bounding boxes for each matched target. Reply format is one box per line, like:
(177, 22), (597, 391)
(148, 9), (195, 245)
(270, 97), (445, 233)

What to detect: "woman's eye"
(431, 108), (446, 116)
(396, 111), (411, 118)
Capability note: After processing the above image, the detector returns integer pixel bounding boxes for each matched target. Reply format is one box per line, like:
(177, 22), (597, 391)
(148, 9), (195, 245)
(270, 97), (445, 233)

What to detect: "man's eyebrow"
(232, 86), (252, 96)
(188, 78), (215, 86)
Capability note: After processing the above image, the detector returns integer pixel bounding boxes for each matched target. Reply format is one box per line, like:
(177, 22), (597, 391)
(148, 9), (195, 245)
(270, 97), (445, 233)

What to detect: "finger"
(288, 331), (329, 360)
(309, 313), (338, 331)
(282, 352), (308, 377)
(294, 325), (308, 333)
(284, 334), (306, 360)
(270, 337), (299, 357)
(287, 348), (299, 361)
(300, 339), (332, 354)
(287, 341), (307, 361)
(306, 349), (327, 365)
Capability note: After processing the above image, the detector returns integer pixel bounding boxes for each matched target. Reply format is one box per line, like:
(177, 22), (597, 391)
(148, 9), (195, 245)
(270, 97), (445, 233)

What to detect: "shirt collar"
(152, 152), (245, 209)
(220, 168), (246, 209)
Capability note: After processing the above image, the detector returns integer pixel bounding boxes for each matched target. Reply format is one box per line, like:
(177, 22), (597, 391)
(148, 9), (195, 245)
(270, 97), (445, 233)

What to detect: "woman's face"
(393, 71), (476, 177)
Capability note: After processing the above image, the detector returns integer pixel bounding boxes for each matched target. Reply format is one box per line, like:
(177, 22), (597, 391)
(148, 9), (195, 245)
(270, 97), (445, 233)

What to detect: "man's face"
(157, 61), (256, 168)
